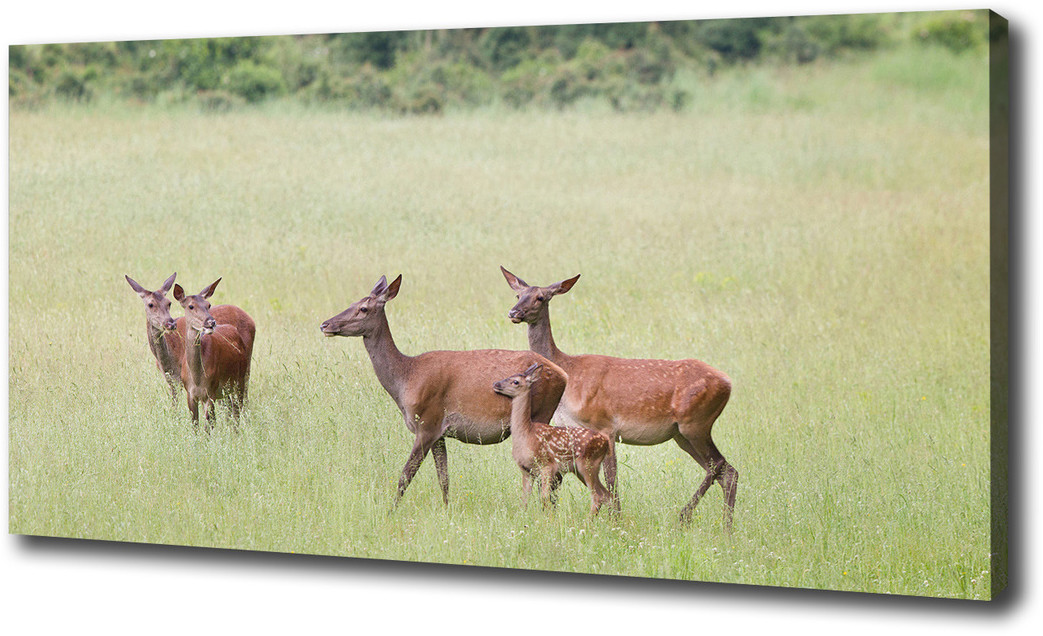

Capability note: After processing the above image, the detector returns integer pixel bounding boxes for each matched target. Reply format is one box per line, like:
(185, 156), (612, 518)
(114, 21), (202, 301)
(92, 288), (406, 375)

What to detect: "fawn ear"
(551, 273), (580, 296)
(380, 274), (402, 302)
(173, 284), (185, 302)
(160, 272), (177, 294)
(524, 362), (542, 382)
(125, 275), (147, 297)
(200, 278), (221, 299)
(501, 266), (529, 292)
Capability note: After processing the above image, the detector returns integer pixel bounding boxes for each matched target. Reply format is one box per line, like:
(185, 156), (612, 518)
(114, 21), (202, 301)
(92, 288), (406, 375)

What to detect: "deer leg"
(204, 399), (216, 433)
(582, 457), (611, 517)
(395, 423), (440, 506)
(521, 469), (534, 506)
(431, 437), (449, 506)
(675, 433), (735, 531)
(603, 438), (622, 512)
(187, 394), (200, 430)
(168, 379), (179, 407)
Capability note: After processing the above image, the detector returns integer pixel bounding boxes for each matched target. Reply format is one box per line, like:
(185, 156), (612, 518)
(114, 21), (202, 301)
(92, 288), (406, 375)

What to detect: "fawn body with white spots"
(173, 278), (256, 430)
(320, 275), (568, 507)
(494, 363), (611, 515)
(501, 267), (738, 531)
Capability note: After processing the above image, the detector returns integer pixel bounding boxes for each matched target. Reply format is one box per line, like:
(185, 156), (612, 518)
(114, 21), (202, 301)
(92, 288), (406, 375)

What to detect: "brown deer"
(320, 274), (568, 506)
(494, 363), (611, 516)
(125, 273), (187, 403)
(172, 278), (256, 430)
(501, 266), (738, 530)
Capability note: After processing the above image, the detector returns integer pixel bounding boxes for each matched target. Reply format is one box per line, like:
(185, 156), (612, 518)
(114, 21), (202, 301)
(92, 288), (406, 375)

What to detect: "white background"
(2, 1), (1036, 632)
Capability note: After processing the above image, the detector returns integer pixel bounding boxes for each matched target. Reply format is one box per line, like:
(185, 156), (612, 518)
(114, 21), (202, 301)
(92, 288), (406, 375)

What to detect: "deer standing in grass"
(320, 274), (568, 506)
(501, 267), (738, 530)
(494, 363), (611, 516)
(125, 273), (187, 403)
(173, 278), (256, 430)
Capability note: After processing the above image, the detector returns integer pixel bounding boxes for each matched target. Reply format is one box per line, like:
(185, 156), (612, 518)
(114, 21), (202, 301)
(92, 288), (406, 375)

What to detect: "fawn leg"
(521, 469), (534, 507)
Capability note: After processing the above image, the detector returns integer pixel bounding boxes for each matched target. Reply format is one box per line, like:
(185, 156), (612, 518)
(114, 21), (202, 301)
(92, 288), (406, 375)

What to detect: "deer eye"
(536, 296), (545, 302)
(188, 305), (194, 310)
(359, 306), (368, 313)
(148, 302), (154, 308)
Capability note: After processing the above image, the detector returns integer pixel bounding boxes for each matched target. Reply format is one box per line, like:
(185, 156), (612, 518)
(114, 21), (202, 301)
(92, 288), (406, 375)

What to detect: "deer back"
(555, 354), (729, 432)
(403, 349), (566, 426)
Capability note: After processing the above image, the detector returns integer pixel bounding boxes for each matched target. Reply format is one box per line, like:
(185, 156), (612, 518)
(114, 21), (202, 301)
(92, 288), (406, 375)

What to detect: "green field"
(8, 46), (993, 598)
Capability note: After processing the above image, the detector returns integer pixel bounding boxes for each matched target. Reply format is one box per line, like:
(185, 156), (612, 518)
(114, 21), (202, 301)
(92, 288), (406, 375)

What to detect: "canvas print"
(8, 10), (1007, 600)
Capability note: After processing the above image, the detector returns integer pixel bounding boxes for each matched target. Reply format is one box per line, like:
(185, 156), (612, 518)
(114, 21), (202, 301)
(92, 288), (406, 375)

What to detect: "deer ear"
(160, 272), (177, 294)
(173, 284), (185, 302)
(552, 274), (580, 295)
(382, 274), (402, 301)
(125, 275), (147, 297)
(500, 266), (529, 292)
(524, 362), (542, 380)
(201, 278), (221, 299)
(370, 275), (389, 297)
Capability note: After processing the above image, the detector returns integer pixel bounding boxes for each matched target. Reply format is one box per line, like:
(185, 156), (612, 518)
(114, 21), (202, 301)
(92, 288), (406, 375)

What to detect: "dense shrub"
(225, 60), (287, 102)
(7, 13), (989, 112)
(916, 13), (987, 53)
(54, 66), (98, 102)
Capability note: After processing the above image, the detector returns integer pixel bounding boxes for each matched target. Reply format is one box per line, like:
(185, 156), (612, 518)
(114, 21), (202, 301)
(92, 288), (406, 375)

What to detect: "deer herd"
(126, 268), (738, 530)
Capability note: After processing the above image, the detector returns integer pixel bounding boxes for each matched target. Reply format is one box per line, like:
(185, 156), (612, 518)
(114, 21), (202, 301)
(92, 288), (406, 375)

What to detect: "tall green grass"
(8, 46), (992, 598)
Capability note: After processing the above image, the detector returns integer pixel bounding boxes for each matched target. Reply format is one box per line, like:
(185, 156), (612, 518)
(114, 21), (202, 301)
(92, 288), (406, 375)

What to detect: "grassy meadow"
(8, 46), (993, 598)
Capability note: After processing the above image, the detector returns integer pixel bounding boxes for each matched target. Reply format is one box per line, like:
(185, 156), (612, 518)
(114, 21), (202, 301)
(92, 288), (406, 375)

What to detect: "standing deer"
(500, 266), (738, 530)
(125, 273), (187, 403)
(494, 363), (611, 516)
(320, 274), (568, 506)
(172, 278), (256, 430)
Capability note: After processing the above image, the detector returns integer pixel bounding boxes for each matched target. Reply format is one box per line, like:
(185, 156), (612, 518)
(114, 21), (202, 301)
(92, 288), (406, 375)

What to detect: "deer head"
(320, 274), (402, 338)
(125, 273), (178, 333)
(492, 363), (542, 398)
(500, 266), (580, 324)
(173, 278), (221, 336)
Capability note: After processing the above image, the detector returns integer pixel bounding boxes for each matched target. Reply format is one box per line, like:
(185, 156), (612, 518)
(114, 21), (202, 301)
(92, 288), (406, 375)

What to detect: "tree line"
(9, 12), (990, 113)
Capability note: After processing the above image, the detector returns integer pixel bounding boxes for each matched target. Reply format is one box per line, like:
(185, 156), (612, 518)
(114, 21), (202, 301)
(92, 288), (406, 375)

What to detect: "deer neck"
(147, 323), (180, 378)
(362, 310), (411, 403)
(527, 309), (564, 363)
(183, 326), (208, 385)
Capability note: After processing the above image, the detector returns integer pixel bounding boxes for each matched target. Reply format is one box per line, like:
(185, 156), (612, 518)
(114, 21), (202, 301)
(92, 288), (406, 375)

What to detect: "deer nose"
(320, 321), (329, 331)
(164, 318), (177, 330)
(204, 317), (216, 330)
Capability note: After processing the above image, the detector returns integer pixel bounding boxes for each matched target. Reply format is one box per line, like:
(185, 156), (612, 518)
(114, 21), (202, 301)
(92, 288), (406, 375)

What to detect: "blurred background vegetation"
(9, 10), (992, 114)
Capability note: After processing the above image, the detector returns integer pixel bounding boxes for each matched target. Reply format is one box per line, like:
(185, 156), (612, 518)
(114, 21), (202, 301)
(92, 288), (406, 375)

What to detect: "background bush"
(8, 11), (991, 113)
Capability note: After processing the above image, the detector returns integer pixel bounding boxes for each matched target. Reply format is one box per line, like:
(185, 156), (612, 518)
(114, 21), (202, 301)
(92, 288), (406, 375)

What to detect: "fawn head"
(173, 278), (221, 336)
(126, 273), (178, 333)
(321, 274), (402, 338)
(493, 363), (542, 398)
(500, 266), (580, 324)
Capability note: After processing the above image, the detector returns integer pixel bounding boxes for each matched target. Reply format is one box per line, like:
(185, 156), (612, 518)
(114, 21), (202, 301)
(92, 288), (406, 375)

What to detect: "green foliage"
(478, 26), (535, 71)
(226, 60), (287, 103)
(54, 66), (98, 102)
(915, 12), (988, 54)
(7, 12), (988, 113)
(696, 18), (767, 62)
